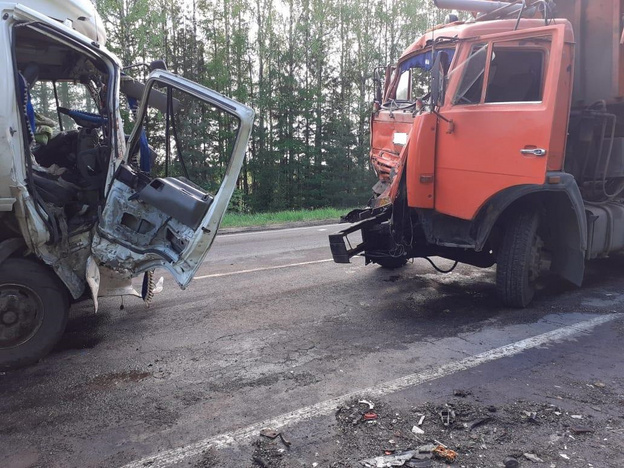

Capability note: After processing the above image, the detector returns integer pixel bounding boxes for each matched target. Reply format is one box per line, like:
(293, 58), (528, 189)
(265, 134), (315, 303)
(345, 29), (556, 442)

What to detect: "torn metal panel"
(86, 256), (141, 312)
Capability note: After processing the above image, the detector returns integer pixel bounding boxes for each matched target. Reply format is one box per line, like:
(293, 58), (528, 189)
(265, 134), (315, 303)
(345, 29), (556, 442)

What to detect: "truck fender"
(0, 238), (26, 267)
(473, 173), (587, 286)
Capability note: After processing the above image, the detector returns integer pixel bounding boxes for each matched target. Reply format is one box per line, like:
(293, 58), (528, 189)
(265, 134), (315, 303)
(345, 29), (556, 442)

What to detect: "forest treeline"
(95, 0), (443, 212)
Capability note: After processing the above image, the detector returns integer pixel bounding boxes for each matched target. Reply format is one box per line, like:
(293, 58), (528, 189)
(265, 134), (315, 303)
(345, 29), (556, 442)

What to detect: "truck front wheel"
(375, 256), (408, 269)
(496, 209), (543, 308)
(0, 258), (69, 369)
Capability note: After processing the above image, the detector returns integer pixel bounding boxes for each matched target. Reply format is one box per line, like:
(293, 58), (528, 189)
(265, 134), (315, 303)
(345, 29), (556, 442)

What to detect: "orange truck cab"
(330, 0), (624, 307)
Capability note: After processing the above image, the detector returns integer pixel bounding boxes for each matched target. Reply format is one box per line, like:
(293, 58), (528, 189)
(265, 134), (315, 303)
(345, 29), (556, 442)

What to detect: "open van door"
(92, 70), (254, 288)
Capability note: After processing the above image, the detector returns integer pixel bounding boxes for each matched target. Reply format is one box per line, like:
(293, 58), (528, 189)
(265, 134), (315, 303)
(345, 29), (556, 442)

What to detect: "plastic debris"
(524, 453), (544, 463)
(411, 425), (425, 435)
(359, 399), (375, 410)
(359, 450), (418, 467)
(594, 381), (606, 388)
(417, 414), (426, 426)
(570, 414), (583, 419)
(439, 407), (456, 426)
(560, 453), (570, 460)
(364, 412), (379, 421)
(571, 425), (594, 434)
(432, 445), (457, 463)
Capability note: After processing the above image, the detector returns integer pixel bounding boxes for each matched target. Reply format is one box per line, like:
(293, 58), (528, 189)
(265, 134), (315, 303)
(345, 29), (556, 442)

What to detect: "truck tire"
(376, 256), (408, 269)
(496, 209), (543, 308)
(0, 258), (69, 369)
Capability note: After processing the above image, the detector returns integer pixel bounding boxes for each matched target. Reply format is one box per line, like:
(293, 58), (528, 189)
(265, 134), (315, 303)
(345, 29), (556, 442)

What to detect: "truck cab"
(331, 0), (624, 308)
(0, 0), (254, 368)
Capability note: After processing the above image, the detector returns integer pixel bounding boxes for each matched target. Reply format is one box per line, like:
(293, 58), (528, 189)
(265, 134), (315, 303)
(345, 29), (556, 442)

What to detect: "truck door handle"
(520, 148), (547, 157)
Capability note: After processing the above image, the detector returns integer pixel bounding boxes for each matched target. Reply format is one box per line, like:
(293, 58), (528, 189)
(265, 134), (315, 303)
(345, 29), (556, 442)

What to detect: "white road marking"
(193, 259), (334, 280)
(120, 313), (621, 468)
(220, 223), (341, 237)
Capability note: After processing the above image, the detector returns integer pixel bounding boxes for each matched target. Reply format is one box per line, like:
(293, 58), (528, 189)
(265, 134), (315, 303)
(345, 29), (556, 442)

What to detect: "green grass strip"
(221, 207), (354, 228)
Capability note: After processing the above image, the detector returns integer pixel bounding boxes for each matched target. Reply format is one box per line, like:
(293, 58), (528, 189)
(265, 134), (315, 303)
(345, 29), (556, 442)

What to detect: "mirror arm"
(432, 109), (455, 134)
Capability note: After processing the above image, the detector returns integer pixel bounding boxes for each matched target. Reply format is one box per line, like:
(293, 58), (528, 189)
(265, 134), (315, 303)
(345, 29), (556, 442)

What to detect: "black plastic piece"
(328, 211), (391, 263)
(115, 163), (150, 191)
(137, 177), (213, 229)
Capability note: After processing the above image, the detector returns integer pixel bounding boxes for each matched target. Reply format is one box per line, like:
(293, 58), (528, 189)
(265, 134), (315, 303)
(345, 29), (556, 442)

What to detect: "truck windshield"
(386, 47), (455, 108)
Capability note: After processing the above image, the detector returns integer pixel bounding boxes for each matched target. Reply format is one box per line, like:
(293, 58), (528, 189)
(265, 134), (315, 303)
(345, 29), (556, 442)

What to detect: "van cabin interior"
(14, 25), (111, 238)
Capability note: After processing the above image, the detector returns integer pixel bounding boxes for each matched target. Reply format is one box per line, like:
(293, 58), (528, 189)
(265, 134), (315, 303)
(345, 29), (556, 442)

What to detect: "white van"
(0, 0), (254, 368)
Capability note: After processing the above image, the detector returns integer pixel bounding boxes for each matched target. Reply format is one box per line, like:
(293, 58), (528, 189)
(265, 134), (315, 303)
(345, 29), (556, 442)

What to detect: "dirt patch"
(86, 370), (151, 390)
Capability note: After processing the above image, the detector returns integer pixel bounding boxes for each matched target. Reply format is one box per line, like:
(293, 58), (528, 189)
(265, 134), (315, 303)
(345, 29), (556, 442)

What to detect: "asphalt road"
(1, 223), (624, 467)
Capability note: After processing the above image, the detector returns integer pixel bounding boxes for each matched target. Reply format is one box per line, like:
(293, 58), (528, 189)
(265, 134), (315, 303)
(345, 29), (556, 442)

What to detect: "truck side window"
(396, 70), (410, 100)
(453, 44), (488, 105)
(485, 48), (545, 103)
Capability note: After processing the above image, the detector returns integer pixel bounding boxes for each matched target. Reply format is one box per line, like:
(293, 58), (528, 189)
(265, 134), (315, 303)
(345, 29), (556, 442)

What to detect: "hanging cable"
(425, 257), (458, 273)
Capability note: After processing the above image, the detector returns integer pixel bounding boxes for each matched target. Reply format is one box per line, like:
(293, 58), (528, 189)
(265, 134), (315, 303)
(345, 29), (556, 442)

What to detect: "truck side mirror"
(149, 60), (167, 72)
(431, 51), (450, 107)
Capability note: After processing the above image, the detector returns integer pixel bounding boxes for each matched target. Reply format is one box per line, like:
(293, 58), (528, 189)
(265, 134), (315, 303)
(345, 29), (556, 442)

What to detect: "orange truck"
(330, 0), (624, 307)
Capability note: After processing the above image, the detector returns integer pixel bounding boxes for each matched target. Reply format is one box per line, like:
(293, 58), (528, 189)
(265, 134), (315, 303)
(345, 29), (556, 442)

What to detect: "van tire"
(0, 258), (69, 369)
(496, 209), (542, 308)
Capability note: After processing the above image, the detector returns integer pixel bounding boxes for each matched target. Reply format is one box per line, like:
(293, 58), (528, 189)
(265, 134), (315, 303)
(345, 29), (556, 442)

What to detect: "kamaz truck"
(0, 0), (254, 368)
(330, 0), (624, 307)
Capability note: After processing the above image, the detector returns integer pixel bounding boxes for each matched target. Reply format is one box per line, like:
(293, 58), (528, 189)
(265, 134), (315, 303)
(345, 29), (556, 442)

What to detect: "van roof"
(2, 0), (106, 44)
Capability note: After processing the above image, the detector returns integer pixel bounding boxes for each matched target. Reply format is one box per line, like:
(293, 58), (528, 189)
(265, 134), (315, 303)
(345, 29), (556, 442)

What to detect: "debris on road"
(259, 428), (291, 447)
(359, 399), (375, 410)
(329, 396), (616, 468)
(571, 425), (594, 434)
(359, 449), (419, 467)
(259, 428), (279, 439)
(453, 389), (469, 398)
(523, 452), (544, 463)
(432, 444), (457, 463)
(439, 406), (455, 426)
(364, 412), (379, 421)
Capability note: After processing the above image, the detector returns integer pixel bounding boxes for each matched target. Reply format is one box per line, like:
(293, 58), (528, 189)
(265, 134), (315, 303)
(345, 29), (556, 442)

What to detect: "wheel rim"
(0, 284), (44, 349)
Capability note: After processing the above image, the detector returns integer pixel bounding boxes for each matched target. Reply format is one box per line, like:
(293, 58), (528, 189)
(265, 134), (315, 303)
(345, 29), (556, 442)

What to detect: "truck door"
(92, 70), (254, 288)
(434, 24), (572, 220)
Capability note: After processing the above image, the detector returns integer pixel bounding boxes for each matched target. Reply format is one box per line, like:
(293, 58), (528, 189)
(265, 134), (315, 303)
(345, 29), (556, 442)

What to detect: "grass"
(221, 207), (354, 228)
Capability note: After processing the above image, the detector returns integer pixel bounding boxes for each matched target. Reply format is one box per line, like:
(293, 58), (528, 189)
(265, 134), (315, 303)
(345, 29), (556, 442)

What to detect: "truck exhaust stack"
(433, 0), (523, 14)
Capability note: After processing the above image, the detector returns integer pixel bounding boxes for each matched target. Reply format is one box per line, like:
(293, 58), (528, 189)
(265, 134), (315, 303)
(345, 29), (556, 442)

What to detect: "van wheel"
(0, 258), (69, 369)
(496, 209), (543, 308)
